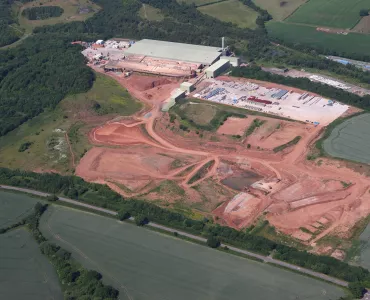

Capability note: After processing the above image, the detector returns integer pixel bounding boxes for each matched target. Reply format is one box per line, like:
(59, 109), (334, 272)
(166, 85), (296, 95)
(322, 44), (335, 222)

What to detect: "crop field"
(0, 228), (62, 300)
(17, 0), (100, 34)
(267, 21), (370, 57)
(323, 113), (370, 164)
(286, 0), (370, 29)
(0, 190), (43, 228)
(198, 0), (258, 29)
(40, 206), (344, 300)
(0, 73), (141, 173)
(253, 0), (306, 21)
(138, 4), (164, 21)
(177, 0), (224, 6)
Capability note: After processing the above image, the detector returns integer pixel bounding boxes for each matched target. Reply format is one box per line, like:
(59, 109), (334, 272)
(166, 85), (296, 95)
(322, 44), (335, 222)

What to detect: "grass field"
(138, 4), (164, 21)
(253, 0), (306, 21)
(0, 190), (44, 228)
(177, 0), (224, 6)
(267, 21), (370, 57)
(358, 222), (370, 269)
(40, 206), (344, 300)
(198, 0), (258, 29)
(286, 0), (370, 29)
(0, 228), (62, 300)
(323, 113), (370, 164)
(16, 0), (100, 34)
(0, 73), (142, 173)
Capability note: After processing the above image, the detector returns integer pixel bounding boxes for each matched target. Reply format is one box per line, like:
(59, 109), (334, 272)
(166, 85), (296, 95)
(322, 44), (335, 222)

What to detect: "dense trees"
(22, 6), (64, 20)
(231, 65), (370, 109)
(0, 0), (21, 47)
(206, 236), (220, 248)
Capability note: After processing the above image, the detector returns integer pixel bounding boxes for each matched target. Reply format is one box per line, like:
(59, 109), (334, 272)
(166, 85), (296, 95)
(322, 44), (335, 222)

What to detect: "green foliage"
(135, 214), (149, 226)
(46, 194), (59, 202)
(232, 65), (370, 110)
(0, 0), (21, 47)
(348, 282), (366, 298)
(22, 6), (64, 20)
(188, 160), (214, 184)
(245, 118), (265, 136)
(360, 8), (369, 17)
(117, 210), (131, 220)
(206, 235), (220, 248)
(273, 136), (301, 153)
(18, 141), (33, 152)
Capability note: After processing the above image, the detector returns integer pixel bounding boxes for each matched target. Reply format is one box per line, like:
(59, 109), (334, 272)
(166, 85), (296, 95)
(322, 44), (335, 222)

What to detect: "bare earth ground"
(75, 70), (370, 258)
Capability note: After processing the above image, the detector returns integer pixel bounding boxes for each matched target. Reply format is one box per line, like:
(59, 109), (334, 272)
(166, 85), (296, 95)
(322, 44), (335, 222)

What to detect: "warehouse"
(124, 39), (222, 65)
(205, 59), (230, 78)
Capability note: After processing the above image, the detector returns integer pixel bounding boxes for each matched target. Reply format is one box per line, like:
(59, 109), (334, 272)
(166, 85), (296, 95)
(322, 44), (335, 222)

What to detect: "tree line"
(1, 166), (370, 292)
(22, 6), (64, 20)
(231, 65), (370, 109)
(0, 202), (119, 299)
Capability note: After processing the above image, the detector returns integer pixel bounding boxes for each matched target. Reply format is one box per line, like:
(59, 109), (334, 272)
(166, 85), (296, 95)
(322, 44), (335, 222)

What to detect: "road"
(0, 184), (349, 287)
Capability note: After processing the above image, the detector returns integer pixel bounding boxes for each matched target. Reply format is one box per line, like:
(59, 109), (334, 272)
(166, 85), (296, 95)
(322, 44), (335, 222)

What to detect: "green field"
(0, 228), (62, 300)
(138, 4), (164, 21)
(16, 0), (100, 35)
(198, 0), (258, 29)
(286, 0), (370, 28)
(0, 190), (43, 228)
(177, 0), (224, 6)
(358, 222), (370, 269)
(323, 113), (370, 163)
(253, 0), (306, 21)
(0, 73), (142, 173)
(267, 21), (370, 57)
(40, 206), (344, 300)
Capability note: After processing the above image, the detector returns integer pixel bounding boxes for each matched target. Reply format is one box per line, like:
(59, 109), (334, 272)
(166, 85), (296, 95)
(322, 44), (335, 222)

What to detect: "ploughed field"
(40, 206), (344, 300)
(323, 113), (370, 164)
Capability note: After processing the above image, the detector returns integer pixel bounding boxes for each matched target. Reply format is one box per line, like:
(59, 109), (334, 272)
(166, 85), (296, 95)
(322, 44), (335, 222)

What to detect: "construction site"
(73, 36), (370, 260)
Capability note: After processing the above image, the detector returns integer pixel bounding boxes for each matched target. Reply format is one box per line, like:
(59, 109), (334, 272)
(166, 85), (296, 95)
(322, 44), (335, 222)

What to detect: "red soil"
(76, 67), (370, 248)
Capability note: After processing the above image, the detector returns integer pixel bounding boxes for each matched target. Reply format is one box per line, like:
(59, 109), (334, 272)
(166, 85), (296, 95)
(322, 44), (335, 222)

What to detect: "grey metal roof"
(124, 39), (222, 65)
(205, 59), (229, 72)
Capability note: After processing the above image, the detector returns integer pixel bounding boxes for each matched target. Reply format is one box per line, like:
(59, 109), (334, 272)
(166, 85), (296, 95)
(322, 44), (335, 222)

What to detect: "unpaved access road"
(0, 184), (348, 287)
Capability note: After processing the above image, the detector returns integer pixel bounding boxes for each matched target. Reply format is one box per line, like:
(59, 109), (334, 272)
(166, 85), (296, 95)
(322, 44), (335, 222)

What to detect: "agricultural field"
(138, 4), (164, 21)
(0, 73), (142, 173)
(286, 0), (370, 29)
(16, 0), (100, 34)
(0, 190), (43, 228)
(267, 21), (370, 57)
(0, 228), (62, 300)
(177, 0), (223, 6)
(40, 206), (345, 300)
(323, 113), (370, 164)
(198, 0), (258, 29)
(253, 0), (306, 21)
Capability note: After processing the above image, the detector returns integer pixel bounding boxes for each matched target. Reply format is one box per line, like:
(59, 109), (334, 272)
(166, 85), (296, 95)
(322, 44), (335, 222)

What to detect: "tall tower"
(222, 37), (225, 51)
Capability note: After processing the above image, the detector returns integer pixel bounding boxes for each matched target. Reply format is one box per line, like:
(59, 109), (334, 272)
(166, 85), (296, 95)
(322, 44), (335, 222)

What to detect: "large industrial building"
(124, 39), (223, 66)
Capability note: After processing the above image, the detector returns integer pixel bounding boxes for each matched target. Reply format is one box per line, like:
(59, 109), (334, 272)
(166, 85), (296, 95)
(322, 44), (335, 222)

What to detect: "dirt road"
(0, 184), (349, 287)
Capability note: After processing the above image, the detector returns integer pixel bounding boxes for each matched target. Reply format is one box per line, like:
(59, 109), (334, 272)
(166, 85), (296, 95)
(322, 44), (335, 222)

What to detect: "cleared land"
(323, 113), (370, 164)
(0, 228), (62, 300)
(253, 0), (307, 21)
(0, 73), (142, 173)
(198, 0), (258, 29)
(17, 0), (100, 34)
(267, 21), (370, 57)
(40, 206), (344, 300)
(286, 0), (370, 28)
(138, 4), (164, 21)
(0, 190), (42, 228)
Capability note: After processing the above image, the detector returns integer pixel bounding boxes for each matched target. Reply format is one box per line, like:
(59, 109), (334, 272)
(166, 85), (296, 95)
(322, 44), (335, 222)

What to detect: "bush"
(117, 210), (131, 221)
(135, 215), (149, 226)
(46, 194), (59, 202)
(18, 142), (32, 152)
(207, 236), (220, 248)
(348, 282), (366, 298)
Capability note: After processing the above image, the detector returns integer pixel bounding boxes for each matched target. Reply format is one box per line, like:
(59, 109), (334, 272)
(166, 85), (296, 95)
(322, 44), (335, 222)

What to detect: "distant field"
(17, 0), (100, 34)
(253, 0), (306, 21)
(0, 73), (142, 173)
(0, 190), (42, 228)
(323, 113), (370, 163)
(40, 206), (344, 300)
(0, 228), (62, 300)
(178, 0), (223, 6)
(286, 0), (370, 28)
(138, 4), (164, 21)
(267, 21), (370, 57)
(198, 0), (258, 29)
